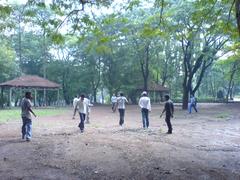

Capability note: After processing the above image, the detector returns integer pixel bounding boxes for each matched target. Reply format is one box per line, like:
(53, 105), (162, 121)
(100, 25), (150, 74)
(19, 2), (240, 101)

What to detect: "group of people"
(111, 91), (174, 134)
(21, 90), (198, 141)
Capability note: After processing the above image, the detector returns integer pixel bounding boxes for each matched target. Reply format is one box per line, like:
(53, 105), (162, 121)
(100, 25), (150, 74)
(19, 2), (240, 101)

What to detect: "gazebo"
(0, 75), (61, 107)
(136, 83), (170, 102)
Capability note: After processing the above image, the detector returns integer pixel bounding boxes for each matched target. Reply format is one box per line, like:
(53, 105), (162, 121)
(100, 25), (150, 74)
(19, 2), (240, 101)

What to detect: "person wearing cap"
(116, 92), (128, 126)
(75, 94), (88, 133)
(21, 92), (37, 141)
(138, 91), (151, 129)
(160, 95), (174, 134)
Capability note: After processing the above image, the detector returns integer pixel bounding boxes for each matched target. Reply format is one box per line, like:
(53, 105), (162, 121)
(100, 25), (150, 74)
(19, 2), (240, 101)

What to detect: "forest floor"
(0, 103), (240, 180)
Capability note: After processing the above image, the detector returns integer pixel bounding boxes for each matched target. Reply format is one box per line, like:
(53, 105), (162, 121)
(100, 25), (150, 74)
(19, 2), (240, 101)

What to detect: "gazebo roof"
(137, 83), (169, 92)
(0, 75), (61, 89)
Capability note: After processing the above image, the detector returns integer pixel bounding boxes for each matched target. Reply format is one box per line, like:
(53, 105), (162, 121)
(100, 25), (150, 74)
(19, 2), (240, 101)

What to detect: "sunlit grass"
(0, 108), (68, 123)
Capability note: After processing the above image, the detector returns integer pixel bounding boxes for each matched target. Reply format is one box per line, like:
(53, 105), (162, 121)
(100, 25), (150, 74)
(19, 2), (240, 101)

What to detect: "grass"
(0, 108), (68, 123)
(216, 112), (229, 119)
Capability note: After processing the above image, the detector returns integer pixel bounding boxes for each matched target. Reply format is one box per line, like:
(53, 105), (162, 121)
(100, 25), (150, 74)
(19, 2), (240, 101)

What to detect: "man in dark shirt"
(160, 95), (174, 134)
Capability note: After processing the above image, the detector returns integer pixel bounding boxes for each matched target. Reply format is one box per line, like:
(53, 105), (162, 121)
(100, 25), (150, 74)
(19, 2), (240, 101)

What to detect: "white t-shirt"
(76, 99), (88, 114)
(139, 96), (151, 111)
(73, 97), (79, 108)
(117, 96), (128, 109)
(111, 96), (117, 103)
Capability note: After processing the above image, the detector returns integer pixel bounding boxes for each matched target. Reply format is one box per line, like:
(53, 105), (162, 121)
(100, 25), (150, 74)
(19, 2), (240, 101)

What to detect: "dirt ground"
(0, 103), (240, 180)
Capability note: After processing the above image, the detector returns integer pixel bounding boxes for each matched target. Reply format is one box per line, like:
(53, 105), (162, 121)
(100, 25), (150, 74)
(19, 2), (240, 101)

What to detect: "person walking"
(75, 94), (88, 133)
(117, 92), (128, 126)
(138, 91), (151, 129)
(188, 94), (198, 113)
(84, 96), (93, 124)
(21, 92), (37, 141)
(72, 95), (79, 119)
(111, 94), (117, 112)
(160, 95), (174, 134)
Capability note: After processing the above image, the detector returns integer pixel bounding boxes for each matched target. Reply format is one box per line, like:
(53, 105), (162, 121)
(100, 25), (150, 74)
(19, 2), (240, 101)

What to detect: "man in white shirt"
(111, 94), (117, 112)
(138, 91), (151, 129)
(74, 94), (88, 133)
(72, 95), (79, 119)
(117, 92), (128, 126)
(84, 97), (93, 124)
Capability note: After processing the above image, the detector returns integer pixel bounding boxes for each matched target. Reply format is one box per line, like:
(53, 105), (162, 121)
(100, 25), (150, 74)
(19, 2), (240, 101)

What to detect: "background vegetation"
(0, 0), (239, 109)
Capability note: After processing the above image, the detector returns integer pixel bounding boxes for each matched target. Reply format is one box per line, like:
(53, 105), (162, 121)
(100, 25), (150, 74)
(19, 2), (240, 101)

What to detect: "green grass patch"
(0, 108), (68, 123)
(216, 112), (229, 119)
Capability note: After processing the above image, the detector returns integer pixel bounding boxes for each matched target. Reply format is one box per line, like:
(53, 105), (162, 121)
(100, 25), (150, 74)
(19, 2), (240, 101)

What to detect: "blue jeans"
(188, 103), (198, 113)
(141, 108), (149, 128)
(22, 117), (32, 139)
(78, 113), (86, 131)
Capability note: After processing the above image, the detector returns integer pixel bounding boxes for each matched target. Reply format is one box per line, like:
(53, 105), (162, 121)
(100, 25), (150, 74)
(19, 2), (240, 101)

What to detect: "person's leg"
(145, 109), (149, 128)
(141, 109), (146, 128)
(25, 119), (32, 141)
(193, 104), (198, 112)
(79, 113), (85, 132)
(21, 117), (27, 139)
(119, 109), (124, 126)
(165, 115), (172, 133)
(188, 103), (192, 113)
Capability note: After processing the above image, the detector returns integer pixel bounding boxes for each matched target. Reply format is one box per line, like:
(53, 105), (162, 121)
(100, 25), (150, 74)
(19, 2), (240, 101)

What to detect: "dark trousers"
(118, 109), (125, 126)
(78, 113), (86, 131)
(112, 102), (116, 112)
(165, 115), (172, 133)
(141, 108), (149, 128)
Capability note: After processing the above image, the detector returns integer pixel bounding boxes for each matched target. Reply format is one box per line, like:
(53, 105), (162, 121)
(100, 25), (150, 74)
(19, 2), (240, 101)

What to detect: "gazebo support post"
(44, 88), (46, 106)
(0, 87), (3, 108)
(9, 87), (12, 108)
(57, 89), (60, 106)
(34, 89), (37, 107)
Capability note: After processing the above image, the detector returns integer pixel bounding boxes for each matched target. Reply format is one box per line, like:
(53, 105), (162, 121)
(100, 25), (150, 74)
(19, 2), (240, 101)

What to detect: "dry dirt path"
(0, 103), (240, 180)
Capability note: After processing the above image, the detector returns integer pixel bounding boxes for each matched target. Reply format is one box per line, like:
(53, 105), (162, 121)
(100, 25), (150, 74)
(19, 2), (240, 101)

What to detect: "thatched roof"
(0, 75), (61, 89)
(137, 83), (169, 92)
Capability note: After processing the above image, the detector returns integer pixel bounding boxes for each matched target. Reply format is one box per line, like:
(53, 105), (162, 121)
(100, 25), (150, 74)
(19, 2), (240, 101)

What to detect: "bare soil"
(0, 103), (240, 180)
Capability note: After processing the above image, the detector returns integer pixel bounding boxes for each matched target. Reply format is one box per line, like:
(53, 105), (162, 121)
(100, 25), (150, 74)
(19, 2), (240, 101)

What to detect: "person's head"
(120, 92), (124, 96)
(25, 92), (32, 99)
(80, 94), (85, 100)
(164, 95), (170, 101)
(113, 93), (115, 96)
(141, 91), (147, 96)
(190, 94), (194, 98)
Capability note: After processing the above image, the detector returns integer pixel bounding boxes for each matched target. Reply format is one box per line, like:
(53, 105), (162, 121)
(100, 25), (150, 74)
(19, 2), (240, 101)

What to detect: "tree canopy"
(0, 0), (239, 108)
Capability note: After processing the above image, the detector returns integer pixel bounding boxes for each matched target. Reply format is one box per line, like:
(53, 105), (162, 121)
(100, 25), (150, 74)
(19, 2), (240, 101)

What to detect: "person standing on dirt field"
(138, 91), (151, 129)
(21, 92), (37, 141)
(75, 94), (88, 133)
(111, 94), (117, 112)
(160, 95), (174, 134)
(84, 96), (93, 124)
(188, 94), (198, 113)
(117, 92), (128, 126)
(72, 95), (79, 119)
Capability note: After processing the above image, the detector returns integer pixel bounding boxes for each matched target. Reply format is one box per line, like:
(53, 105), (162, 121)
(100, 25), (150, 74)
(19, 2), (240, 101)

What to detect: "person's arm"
(73, 101), (79, 116)
(138, 98), (142, 108)
(28, 107), (36, 117)
(160, 103), (166, 118)
(148, 98), (151, 112)
(125, 97), (129, 104)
